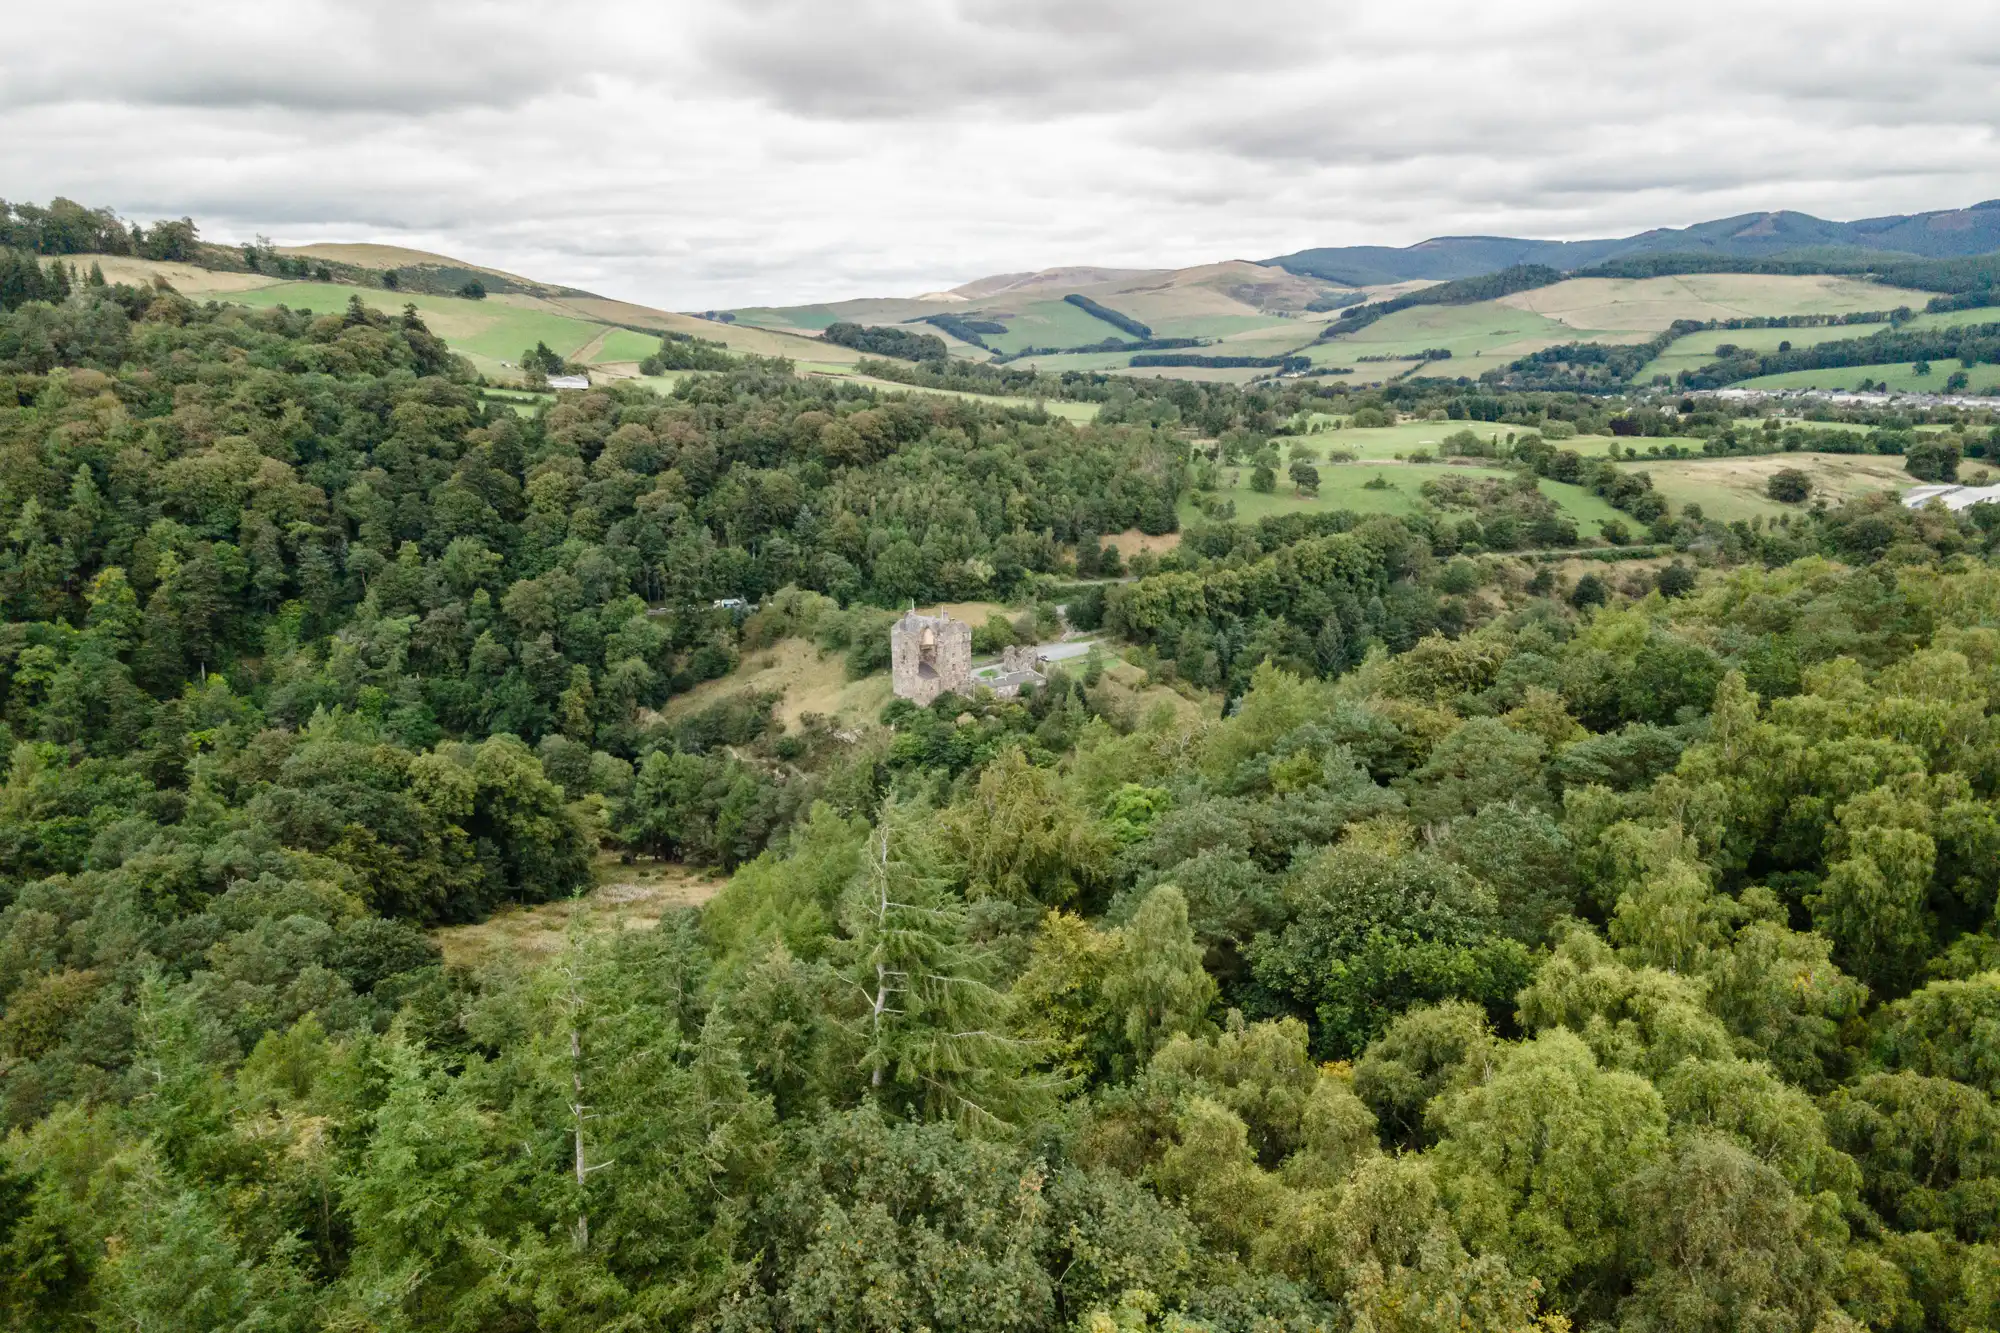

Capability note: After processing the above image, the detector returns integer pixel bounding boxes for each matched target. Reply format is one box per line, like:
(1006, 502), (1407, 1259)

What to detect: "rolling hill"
(1263, 200), (2000, 285)
(72, 251), (872, 383)
(39, 196), (2000, 393)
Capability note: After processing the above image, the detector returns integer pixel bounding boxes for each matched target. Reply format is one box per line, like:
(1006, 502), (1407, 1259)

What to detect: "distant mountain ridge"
(1263, 200), (2000, 286)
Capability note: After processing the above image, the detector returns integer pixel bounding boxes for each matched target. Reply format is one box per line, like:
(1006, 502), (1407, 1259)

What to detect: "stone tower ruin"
(890, 610), (972, 705)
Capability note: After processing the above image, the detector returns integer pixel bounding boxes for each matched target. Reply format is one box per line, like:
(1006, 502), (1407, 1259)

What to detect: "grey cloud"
(685, 0), (1338, 117)
(0, 0), (588, 113)
(7, 0), (2000, 309)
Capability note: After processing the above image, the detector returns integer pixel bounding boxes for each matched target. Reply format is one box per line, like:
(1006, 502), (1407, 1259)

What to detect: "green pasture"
(624, 372), (700, 396)
(587, 328), (666, 363)
(1002, 350), (1272, 384)
(1318, 301), (1606, 364)
(1121, 362), (1273, 384)
(1618, 465), (1784, 523)
(839, 375), (1100, 422)
(1007, 348), (1146, 373)
(219, 281), (606, 370)
(1612, 452), (1915, 525)
(1142, 312), (1306, 342)
(1186, 459), (1625, 537)
(1404, 351), (1521, 382)
(1637, 323), (1892, 382)
(1300, 340), (1421, 379)
(1734, 360), (2000, 395)
(1285, 418), (1707, 462)
(781, 367), (1100, 421)
(979, 298), (1139, 354)
(1907, 306), (2000, 331)
(479, 387), (554, 417)
(730, 306), (839, 332)
(1184, 318), (1323, 355)
(1305, 276), (1955, 386)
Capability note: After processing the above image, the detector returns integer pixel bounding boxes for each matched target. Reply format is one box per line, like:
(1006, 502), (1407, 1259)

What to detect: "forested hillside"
(0, 275), (1996, 1332)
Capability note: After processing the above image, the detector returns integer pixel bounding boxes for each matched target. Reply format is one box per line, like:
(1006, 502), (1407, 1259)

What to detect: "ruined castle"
(889, 610), (972, 705)
(890, 611), (1046, 703)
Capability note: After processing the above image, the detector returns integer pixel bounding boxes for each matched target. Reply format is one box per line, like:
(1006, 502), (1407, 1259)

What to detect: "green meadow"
(1186, 458), (1626, 537)
(1904, 306), (2000, 331)
(1321, 301), (1606, 361)
(588, 328), (668, 363)
(1291, 419), (1706, 461)
(981, 298), (1139, 354)
(1637, 322), (1892, 381)
(218, 282), (609, 374)
(1612, 451), (1917, 524)
(1734, 360), (2000, 394)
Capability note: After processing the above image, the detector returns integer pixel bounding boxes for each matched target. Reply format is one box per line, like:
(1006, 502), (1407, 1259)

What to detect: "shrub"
(1766, 469), (1813, 503)
(1656, 563), (1697, 598)
(1570, 573), (1609, 609)
(1904, 437), (1962, 483)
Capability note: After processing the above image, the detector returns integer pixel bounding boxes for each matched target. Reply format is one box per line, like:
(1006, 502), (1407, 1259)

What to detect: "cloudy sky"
(8, 1), (2000, 309)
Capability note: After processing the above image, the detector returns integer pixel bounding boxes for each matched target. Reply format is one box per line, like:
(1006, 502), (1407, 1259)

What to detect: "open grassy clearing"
(729, 305), (846, 333)
(1289, 418), (1707, 460)
(1638, 322), (1893, 381)
(1190, 318), (1328, 355)
(75, 253), (282, 293)
(432, 856), (723, 970)
(1103, 529), (1183, 558)
(1093, 653), (1220, 728)
(1734, 361), (2000, 395)
(1404, 352), (1529, 382)
(661, 636), (894, 733)
(78, 254), (858, 380)
(1323, 301), (1624, 360)
(1137, 311), (1301, 341)
(1499, 274), (1938, 328)
(1617, 451), (1914, 523)
(1123, 363), (1281, 383)
(791, 372), (1099, 421)
(235, 281), (611, 370)
(728, 302), (997, 360)
(275, 242), (556, 291)
(587, 327), (669, 363)
(1187, 460), (1625, 535)
(1309, 274), (1937, 377)
(1906, 306), (2000, 331)
(480, 387), (556, 417)
(1006, 353), (1271, 383)
(980, 297), (1141, 354)
(1093, 260), (1334, 324)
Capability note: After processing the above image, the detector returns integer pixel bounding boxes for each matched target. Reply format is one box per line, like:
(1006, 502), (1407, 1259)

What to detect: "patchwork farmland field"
(1308, 273), (1947, 380)
(729, 263), (1945, 385)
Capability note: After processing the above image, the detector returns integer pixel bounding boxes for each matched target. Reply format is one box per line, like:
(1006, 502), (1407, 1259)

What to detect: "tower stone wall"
(890, 611), (972, 705)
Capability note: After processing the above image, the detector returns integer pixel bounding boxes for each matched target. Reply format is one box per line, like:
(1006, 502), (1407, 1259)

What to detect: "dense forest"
(821, 321), (949, 362)
(0, 273), (1996, 1332)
